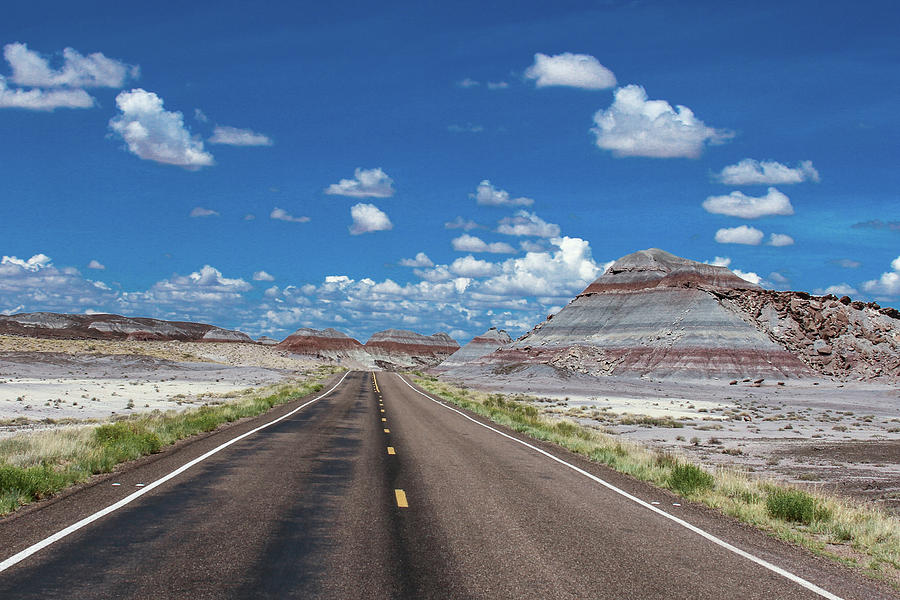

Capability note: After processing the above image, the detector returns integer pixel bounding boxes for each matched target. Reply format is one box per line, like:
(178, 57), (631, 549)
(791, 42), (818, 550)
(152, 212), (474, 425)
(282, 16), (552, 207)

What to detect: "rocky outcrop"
(256, 336), (280, 346)
(711, 290), (900, 379)
(478, 249), (814, 380)
(364, 329), (460, 370)
(275, 328), (367, 364)
(0, 312), (253, 343)
(437, 327), (512, 373)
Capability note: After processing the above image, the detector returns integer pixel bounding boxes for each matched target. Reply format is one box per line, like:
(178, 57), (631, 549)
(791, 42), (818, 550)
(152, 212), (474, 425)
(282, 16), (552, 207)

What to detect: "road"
(0, 371), (893, 599)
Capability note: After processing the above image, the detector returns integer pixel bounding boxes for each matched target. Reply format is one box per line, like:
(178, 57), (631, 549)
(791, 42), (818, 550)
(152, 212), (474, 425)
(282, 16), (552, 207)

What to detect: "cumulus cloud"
(123, 265), (251, 307)
(815, 283), (858, 296)
(451, 234), (516, 254)
(399, 252), (434, 267)
(716, 159), (819, 185)
(457, 78), (480, 88)
(449, 255), (499, 278)
(471, 180), (534, 207)
(831, 258), (861, 269)
(444, 216), (481, 231)
(702, 187), (794, 219)
(349, 203), (392, 235)
(591, 84), (731, 158)
(109, 89), (214, 168)
(862, 256), (900, 297)
(87, 260), (105, 270)
(487, 81), (509, 90)
(447, 123), (484, 133)
(208, 125), (273, 146)
(519, 240), (547, 252)
(496, 211), (561, 237)
(704, 256), (761, 284)
(0, 253), (114, 312)
(325, 167), (394, 198)
(270, 208), (310, 223)
(253, 271), (275, 281)
(190, 206), (219, 218)
(767, 233), (795, 247)
(413, 266), (452, 282)
(0, 76), (93, 110)
(714, 225), (764, 245)
(4, 43), (138, 88)
(524, 52), (616, 90)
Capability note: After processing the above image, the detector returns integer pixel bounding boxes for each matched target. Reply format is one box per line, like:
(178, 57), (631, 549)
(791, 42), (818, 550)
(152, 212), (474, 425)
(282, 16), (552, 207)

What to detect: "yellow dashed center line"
(381, 417), (387, 422)
(372, 373), (380, 393)
(383, 428), (390, 433)
(395, 489), (408, 508)
(387, 446), (396, 455)
(380, 409), (385, 413)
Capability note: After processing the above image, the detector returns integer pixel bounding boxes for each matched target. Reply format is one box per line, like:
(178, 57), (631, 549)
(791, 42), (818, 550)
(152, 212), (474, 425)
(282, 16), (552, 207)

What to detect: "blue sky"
(1, 1), (898, 342)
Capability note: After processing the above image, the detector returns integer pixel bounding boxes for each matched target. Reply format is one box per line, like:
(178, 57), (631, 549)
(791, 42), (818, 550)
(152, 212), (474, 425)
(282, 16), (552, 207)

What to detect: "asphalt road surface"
(0, 371), (894, 599)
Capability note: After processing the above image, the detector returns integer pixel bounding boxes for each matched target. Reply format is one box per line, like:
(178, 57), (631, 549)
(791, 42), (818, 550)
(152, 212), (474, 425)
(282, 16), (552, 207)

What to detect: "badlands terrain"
(1, 248), (898, 514)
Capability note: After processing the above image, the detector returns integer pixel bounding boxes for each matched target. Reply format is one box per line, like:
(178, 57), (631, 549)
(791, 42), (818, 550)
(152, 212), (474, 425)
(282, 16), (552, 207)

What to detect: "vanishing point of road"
(0, 371), (894, 599)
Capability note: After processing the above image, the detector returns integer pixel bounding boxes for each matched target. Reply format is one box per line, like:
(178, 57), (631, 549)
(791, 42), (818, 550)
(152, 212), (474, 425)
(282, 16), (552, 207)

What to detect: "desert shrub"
(669, 463), (714, 496)
(765, 488), (830, 525)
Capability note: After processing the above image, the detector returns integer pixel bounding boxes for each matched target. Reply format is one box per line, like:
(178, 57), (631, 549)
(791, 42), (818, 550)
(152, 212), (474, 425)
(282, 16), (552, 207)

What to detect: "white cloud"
(832, 258), (861, 269)
(243, 214), (256, 221)
(4, 43), (137, 88)
(450, 255), (499, 278)
(716, 159), (820, 185)
(0, 253), (114, 311)
(702, 187), (794, 219)
(109, 89), (214, 168)
(862, 256), (900, 297)
(457, 78), (479, 88)
(0, 75), (93, 110)
(447, 123), (484, 133)
(487, 81), (509, 90)
(325, 167), (395, 198)
(714, 225), (764, 245)
(815, 284), (858, 296)
(444, 216), (481, 231)
(479, 237), (601, 298)
(87, 260), (105, 270)
(208, 125), (273, 146)
(519, 240), (546, 252)
(122, 265), (251, 308)
(471, 180), (534, 207)
(349, 203), (393, 235)
(414, 266), (452, 282)
(767, 233), (795, 247)
(496, 211), (560, 238)
(704, 256), (761, 285)
(592, 84), (731, 158)
(190, 206), (219, 218)
(1, 254), (52, 271)
(451, 234), (517, 254)
(270, 207), (310, 223)
(253, 271), (275, 281)
(524, 52), (616, 90)
(706, 256), (731, 267)
(399, 252), (434, 267)
(194, 108), (208, 123)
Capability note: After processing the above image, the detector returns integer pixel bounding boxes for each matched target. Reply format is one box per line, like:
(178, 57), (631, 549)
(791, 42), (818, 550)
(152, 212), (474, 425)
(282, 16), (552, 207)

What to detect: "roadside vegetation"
(412, 374), (900, 586)
(0, 365), (343, 516)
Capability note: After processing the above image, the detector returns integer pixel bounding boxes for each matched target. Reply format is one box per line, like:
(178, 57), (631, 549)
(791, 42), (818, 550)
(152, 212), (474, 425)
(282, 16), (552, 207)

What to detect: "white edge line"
(397, 375), (843, 600)
(0, 371), (350, 574)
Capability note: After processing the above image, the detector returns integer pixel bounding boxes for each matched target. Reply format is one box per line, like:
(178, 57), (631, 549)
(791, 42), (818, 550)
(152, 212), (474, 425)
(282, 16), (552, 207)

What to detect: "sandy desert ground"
(448, 369), (900, 514)
(0, 336), (322, 437)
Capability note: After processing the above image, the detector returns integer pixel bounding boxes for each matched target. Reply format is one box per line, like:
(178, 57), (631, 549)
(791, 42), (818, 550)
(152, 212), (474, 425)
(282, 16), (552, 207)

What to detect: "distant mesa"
(0, 312), (253, 343)
(256, 336), (280, 346)
(448, 248), (900, 381)
(276, 327), (459, 371)
(438, 327), (512, 373)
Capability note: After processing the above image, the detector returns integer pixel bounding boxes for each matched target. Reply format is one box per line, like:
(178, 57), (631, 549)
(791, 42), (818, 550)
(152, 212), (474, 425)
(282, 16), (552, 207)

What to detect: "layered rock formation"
(437, 327), (512, 373)
(478, 249), (817, 379)
(0, 312), (253, 343)
(364, 329), (460, 370)
(275, 327), (460, 370)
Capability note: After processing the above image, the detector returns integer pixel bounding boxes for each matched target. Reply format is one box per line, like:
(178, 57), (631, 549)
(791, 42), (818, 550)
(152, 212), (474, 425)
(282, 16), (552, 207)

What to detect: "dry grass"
(414, 375), (900, 586)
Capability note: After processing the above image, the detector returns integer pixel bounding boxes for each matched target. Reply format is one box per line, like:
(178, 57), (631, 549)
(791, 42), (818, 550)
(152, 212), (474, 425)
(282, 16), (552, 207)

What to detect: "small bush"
(765, 488), (830, 525)
(669, 463), (714, 496)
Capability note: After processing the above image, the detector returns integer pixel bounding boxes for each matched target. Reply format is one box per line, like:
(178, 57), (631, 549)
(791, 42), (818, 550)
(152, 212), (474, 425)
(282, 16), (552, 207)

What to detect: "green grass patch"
(0, 365), (342, 516)
(413, 375), (900, 585)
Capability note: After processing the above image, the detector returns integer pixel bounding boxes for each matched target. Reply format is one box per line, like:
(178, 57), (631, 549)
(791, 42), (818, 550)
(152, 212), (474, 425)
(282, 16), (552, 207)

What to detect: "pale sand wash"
(449, 369), (900, 514)
(0, 337), (324, 437)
